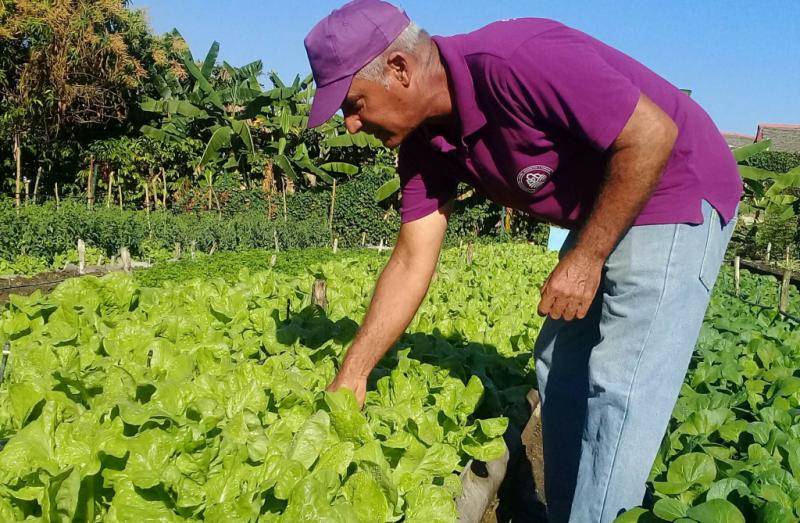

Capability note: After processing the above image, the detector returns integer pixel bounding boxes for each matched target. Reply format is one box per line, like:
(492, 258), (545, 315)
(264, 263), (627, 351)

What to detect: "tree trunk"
(263, 159), (275, 194)
(13, 133), (21, 209)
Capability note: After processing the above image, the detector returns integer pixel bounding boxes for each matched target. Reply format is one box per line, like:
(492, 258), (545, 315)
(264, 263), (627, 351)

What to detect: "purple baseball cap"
(304, 0), (410, 128)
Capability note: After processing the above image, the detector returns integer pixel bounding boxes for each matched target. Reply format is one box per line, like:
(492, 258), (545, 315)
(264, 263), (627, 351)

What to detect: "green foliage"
(621, 268), (800, 521)
(732, 142), (800, 260)
(0, 199), (330, 263)
(744, 150), (800, 175)
(0, 245), (554, 520)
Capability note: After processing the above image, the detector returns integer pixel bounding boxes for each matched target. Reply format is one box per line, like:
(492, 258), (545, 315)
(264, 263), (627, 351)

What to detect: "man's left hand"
(538, 249), (603, 321)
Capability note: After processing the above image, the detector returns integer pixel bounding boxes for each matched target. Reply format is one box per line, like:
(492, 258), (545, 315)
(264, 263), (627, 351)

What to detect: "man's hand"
(327, 371), (367, 409)
(538, 248), (603, 321)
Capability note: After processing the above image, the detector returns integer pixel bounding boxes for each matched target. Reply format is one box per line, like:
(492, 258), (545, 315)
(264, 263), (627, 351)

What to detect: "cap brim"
(307, 75), (354, 128)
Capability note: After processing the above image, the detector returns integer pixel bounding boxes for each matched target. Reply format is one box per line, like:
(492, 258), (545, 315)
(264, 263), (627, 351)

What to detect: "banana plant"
(734, 138), (799, 222)
(140, 35), (377, 191)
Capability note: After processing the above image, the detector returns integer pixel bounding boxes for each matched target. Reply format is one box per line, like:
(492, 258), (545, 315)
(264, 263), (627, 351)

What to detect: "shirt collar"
(431, 35), (487, 140)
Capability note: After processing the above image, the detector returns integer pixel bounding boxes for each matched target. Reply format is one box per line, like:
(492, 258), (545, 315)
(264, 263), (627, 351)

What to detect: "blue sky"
(133, 1), (800, 135)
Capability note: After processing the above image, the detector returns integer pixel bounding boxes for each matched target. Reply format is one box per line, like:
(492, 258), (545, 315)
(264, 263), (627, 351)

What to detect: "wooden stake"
(33, 166), (41, 203)
(270, 254), (277, 267)
(190, 241), (196, 261)
(78, 239), (86, 274)
(106, 171), (114, 208)
(0, 342), (9, 385)
(328, 178), (337, 231)
(766, 242), (772, 264)
(87, 156), (95, 209)
(274, 230), (280, 252)
(779, 269), (791, 313)
(332, 237), (338, 254)
(174, 242), (182, 260)
(209, 241), (217, 256)
(311, 279), (328, 310)
(734, 256), (741, 296)
(361, 232), (366, 247)
(466, 242), (474, 265)
(145, 183), (151, 215)
(55, 183), (60, 209)
(161, 167), (167, 207)
(379, 238), (385, 253)
(13, 133), (21, 210)
(282, 181), (288, 222)
(118, 183), (123, 210)
(23, 177), (29, 204)
(120, 247), (132, 272)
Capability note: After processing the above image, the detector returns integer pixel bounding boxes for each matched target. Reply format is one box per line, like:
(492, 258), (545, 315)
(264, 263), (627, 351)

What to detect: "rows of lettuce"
(622, 268), (800, 522)
(0, 244), (551, 521)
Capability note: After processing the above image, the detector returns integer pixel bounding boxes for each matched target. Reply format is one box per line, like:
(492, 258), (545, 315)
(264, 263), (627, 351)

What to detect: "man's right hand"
(327, 371), (368, 409)
(323, 202), (452, 412)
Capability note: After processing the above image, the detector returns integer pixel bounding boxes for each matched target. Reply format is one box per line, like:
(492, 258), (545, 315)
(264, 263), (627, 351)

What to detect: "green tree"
(0, 0), (186, 199)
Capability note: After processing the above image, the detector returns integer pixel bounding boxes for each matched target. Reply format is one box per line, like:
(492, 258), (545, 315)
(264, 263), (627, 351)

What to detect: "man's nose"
(344, 115), (362, 134)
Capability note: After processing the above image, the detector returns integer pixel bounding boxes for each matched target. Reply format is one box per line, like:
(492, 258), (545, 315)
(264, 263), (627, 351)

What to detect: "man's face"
(341, 68), (424, 149)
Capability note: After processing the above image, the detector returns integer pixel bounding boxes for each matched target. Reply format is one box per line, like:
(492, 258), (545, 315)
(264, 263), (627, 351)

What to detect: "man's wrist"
(571, 239), (612, 265)
(339, 357), (371, 380)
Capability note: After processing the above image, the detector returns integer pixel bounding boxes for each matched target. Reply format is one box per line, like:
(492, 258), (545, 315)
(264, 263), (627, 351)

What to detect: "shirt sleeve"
(397, 136), (459, 224)
(503, 28), (642, 151)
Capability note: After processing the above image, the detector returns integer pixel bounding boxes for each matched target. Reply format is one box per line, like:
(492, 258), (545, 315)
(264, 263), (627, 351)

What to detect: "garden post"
(78, 239), (86, 274)
(33, 166), (41, 203)
(329, 178), (337, 231)
(312, 279), (328, 310)
(14, 133), (21, 210)
(88, 156), (95, 209)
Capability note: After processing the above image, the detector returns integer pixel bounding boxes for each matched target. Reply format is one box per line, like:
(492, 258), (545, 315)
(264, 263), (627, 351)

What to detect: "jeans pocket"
(699, 206), (734, 292)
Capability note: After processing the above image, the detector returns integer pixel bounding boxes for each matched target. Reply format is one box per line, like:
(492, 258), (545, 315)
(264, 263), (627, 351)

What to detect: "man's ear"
(386, 52), (411, 87)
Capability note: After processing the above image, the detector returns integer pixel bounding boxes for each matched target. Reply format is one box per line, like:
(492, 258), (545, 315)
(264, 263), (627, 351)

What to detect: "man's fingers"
(538, 287), (555, 317)
(575, 299), (591, 320)
(562, 299), (579, 321)
(548, 295), (567, 320)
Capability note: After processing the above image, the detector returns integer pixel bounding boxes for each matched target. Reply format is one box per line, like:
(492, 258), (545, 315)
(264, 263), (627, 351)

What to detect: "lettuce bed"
(0, 244), (551, 521)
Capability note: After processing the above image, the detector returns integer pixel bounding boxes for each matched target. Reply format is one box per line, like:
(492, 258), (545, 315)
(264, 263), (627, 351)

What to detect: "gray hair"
(356, 22), (431, 83)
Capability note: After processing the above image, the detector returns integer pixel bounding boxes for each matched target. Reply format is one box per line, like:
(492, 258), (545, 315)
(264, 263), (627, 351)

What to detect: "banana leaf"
(199, 127), (233, 166)
(375, 176), (401, 202)
(732, 139), (771, 162)
(182, 55), (223, 110)
(200, 41), (220, 79)
(300, 160), (334, 184)
(324, 133), (383, 149)
(738, 165), (778, 181)
(274, 154), (298, 182)
(230, 120), (254, 156)
(320, 162), (358, 176)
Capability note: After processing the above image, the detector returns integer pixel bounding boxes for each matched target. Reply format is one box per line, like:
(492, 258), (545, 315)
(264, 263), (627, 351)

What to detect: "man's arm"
(328, 201), (452, 406)
(538, 94), (678, 321)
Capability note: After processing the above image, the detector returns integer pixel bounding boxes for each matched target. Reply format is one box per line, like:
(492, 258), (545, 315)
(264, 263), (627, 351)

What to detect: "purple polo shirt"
(398, 18), (742, 229)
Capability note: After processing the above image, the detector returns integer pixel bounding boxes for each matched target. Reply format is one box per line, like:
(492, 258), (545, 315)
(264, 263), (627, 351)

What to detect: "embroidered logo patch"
(516, 165), (553, 194)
